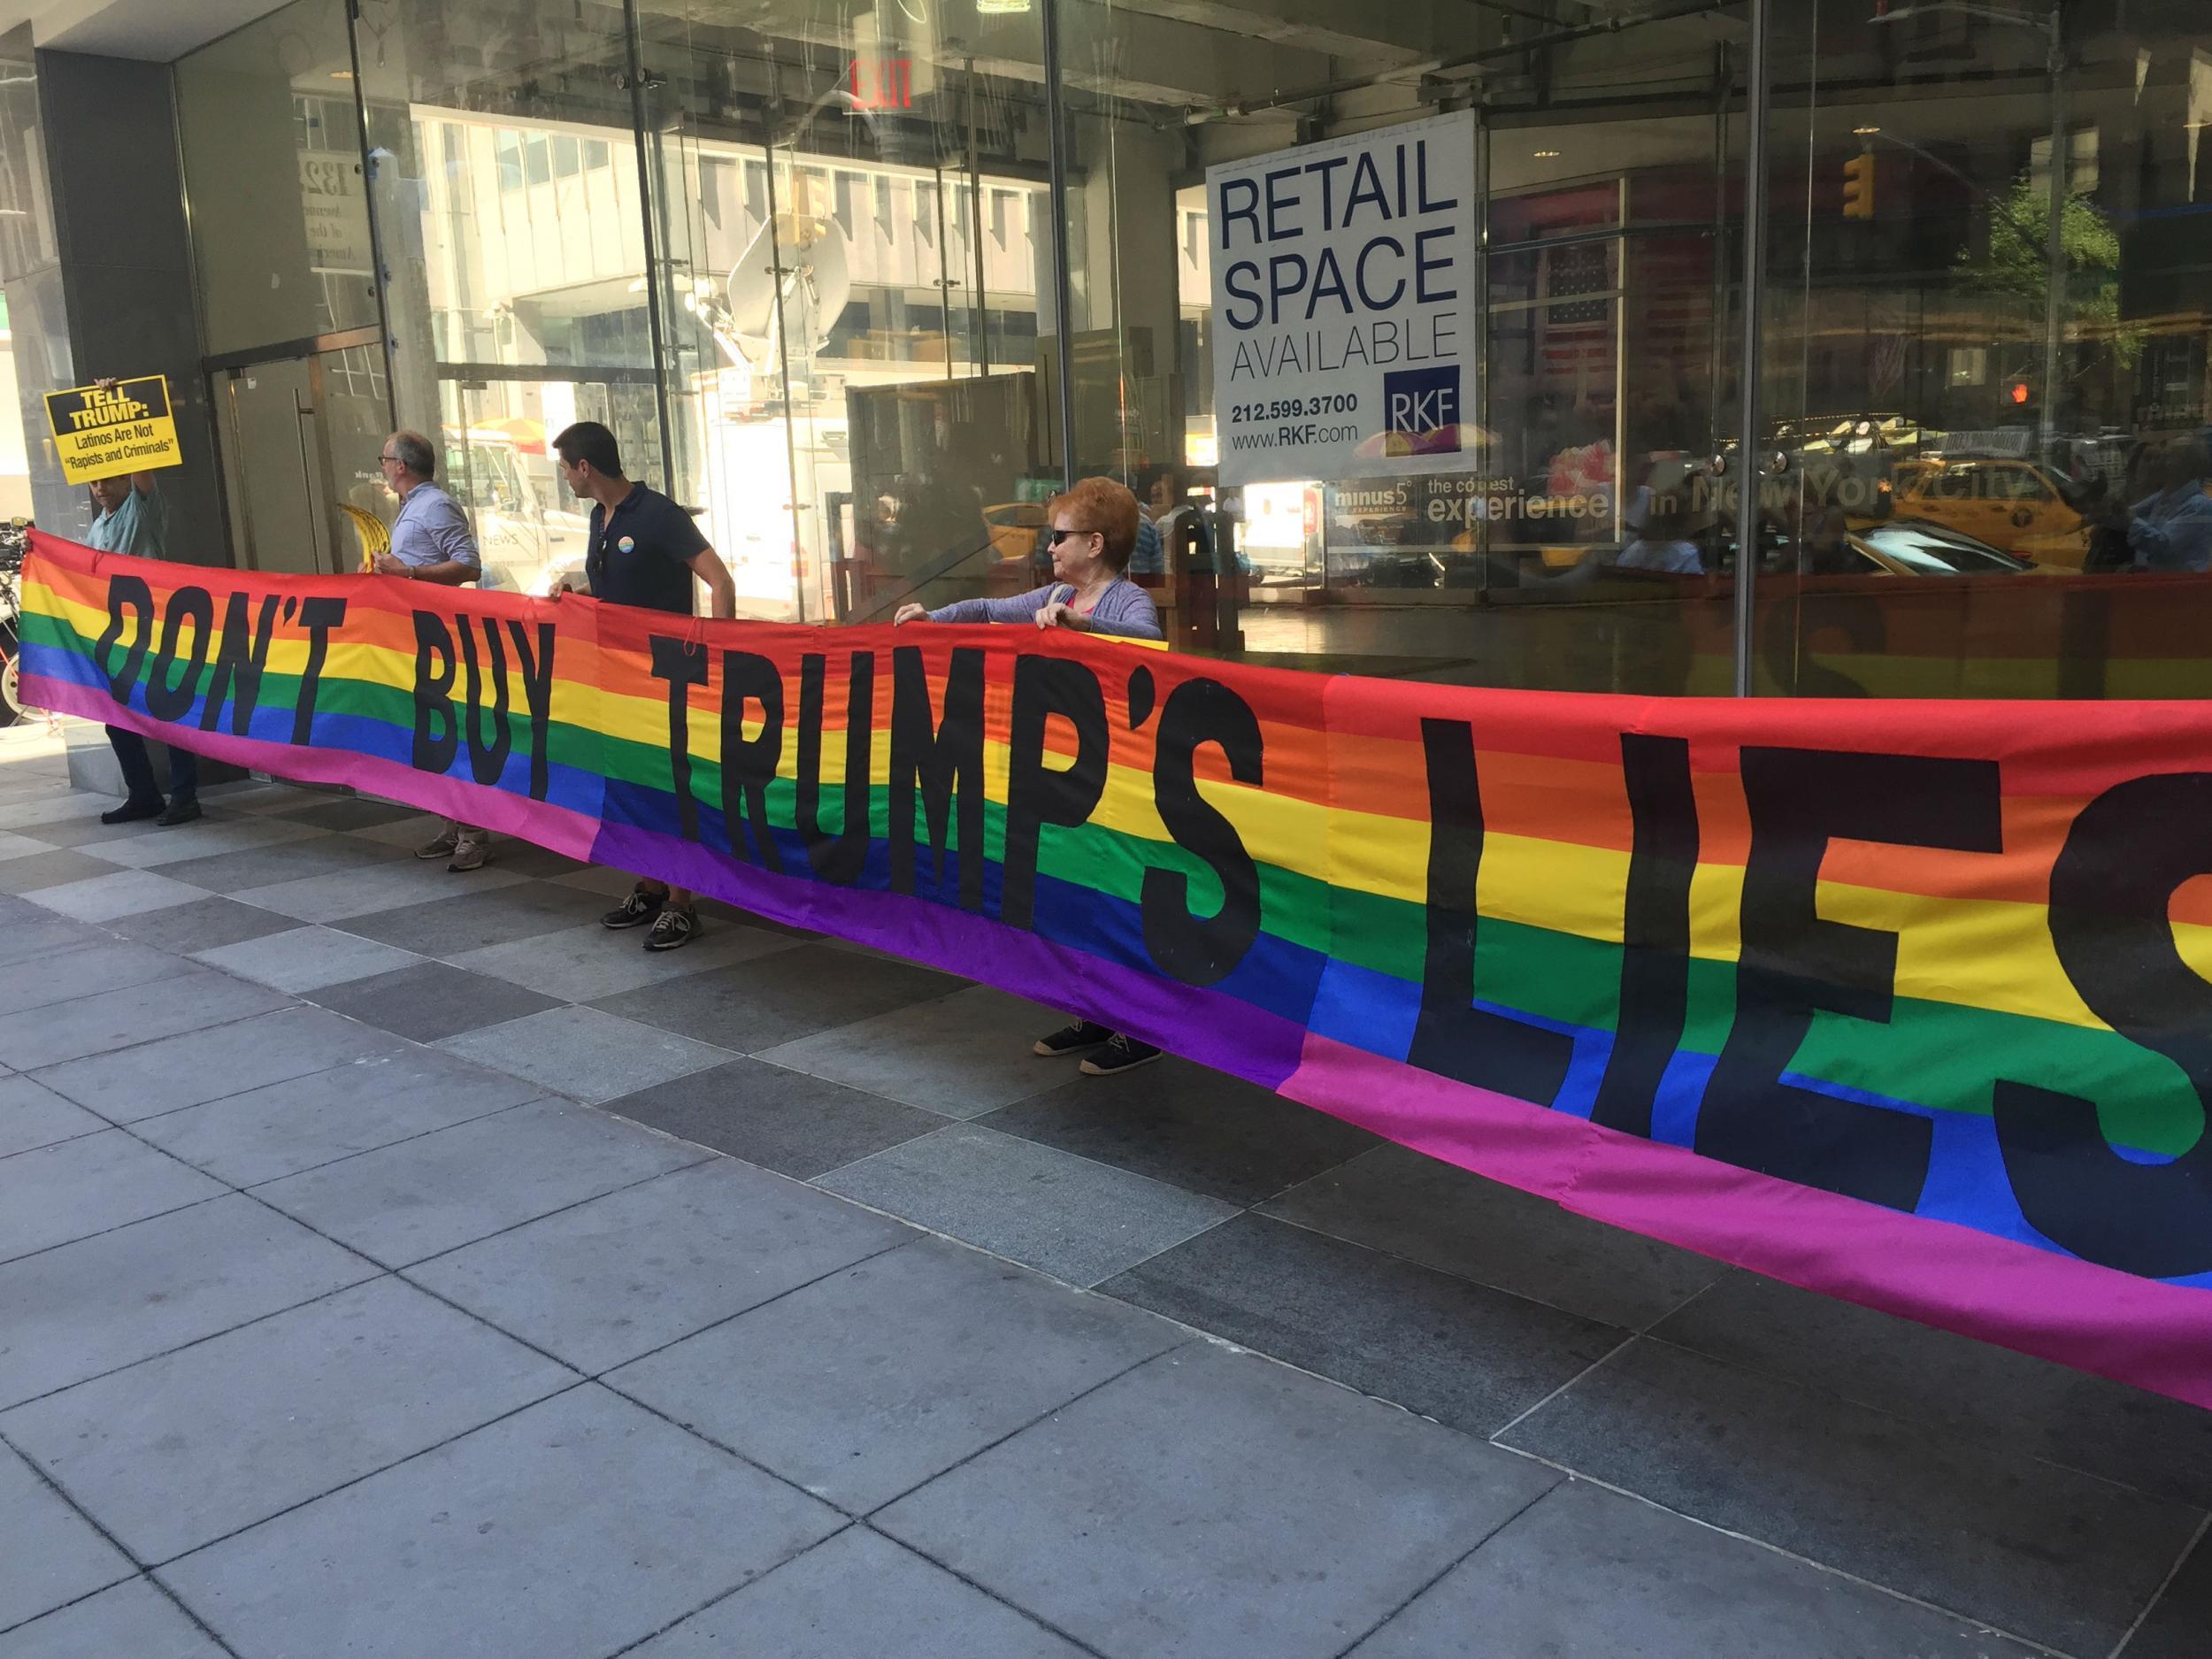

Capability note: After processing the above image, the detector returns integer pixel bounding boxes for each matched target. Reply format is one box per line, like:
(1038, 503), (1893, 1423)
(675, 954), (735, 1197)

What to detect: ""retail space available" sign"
(1209, 110), (1479, 488)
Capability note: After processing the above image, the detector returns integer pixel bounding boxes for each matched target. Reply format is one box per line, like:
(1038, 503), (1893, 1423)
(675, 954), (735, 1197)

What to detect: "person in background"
(1621, 455), (1656, 541)
(895, 476), (1164, 1075)
(1127, 465), (1166, 577)
(83, 380), (197, 827)
(1616, 504), (1705, 575)
(553, 420), (737, 951)
(372, 429), (493, 872)
(1792, 502), (1863, 577)
(2125, 436), (2212, 573)
(1148, 464), (1213, 572)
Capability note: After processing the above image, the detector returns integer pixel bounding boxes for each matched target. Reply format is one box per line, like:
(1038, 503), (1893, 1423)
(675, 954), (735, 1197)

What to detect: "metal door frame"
(206, 324), (388, 575)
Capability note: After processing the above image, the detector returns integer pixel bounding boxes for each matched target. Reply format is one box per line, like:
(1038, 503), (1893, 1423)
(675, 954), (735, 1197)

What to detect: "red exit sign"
(849, 58), (913, 110)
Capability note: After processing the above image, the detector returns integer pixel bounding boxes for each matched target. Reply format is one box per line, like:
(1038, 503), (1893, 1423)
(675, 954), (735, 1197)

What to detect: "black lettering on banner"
(200, 593), (281, 735)
(410, 611), (458, 774)
(1408, 719), (1576, 1107)
(290, 597), (347, 746)
(888, 644), (985, 909)
(649, 636), (708, 843)
(94, 573), (154, 703)
(1993, 773), (2212, 1278)
(796, 651), (875, 885)
(142, 585), (213, 723)
(1592, 734), (1700, 1136)
(1697, 747), (2001, 1210)
(1142, 678), (1263, 987)
(1002, 656), (1109, 931)
(1125, 664), (1156, 731)
(505, 620), (556, 801)
(457, 618), (515, 787)
(719, 650), (784, 872)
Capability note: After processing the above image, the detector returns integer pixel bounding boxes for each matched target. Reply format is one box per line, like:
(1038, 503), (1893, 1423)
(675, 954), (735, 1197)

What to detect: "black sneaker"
(99, 797), (164, 826)
(1080, 1033), (1163, 1077)
(643, 906), (698, 952)
(156, 798), (202, 827)
(601, 887), (664, 929)
(1033, 1019), (1112, 1057)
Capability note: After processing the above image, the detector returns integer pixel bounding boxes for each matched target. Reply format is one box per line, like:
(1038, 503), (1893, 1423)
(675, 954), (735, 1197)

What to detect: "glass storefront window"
(1056, 0), (1747, 688)
(176, 0), (380, 357)
(1762, 0), (2212, 699)
(354, 0), (657, 597)
(639, 2), (1053, 625)
(151, 0), (2207, 696)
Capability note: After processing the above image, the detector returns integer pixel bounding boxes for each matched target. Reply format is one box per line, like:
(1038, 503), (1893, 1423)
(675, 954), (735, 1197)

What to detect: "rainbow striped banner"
(20, 532), (2212, 1408)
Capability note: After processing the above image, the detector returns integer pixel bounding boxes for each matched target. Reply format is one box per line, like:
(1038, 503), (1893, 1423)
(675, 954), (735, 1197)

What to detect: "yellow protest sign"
(43, 376), (182, 486)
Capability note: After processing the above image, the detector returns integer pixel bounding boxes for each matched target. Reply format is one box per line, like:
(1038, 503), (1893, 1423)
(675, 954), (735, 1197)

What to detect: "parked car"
(1652, 516), (2043, 580)
(1849, 519), (2047, 575)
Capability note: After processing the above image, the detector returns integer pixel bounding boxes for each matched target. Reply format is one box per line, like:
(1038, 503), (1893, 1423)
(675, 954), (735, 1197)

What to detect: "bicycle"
(0, 518), (40, 727)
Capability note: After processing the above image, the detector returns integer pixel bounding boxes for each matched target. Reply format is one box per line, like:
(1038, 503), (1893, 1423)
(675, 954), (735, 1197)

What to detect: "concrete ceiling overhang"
(0, 0), (296, 58)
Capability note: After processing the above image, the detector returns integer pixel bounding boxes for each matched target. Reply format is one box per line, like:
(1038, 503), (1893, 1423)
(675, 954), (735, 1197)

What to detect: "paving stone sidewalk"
(0, 726), (2204, 1659)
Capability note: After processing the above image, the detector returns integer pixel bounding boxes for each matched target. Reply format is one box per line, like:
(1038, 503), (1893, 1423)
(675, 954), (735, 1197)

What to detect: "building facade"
(0, 0), (2205, 697)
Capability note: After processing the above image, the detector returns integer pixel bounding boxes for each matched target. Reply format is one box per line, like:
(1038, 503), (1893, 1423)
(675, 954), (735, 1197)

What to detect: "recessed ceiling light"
(1532, 150), (1561, 159)
(1854, 125), (1880, 135)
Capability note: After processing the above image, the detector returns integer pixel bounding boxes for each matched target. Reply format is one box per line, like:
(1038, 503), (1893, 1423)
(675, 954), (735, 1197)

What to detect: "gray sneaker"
(602, 887), (664, 929)
(643, 906), (698, 952)
(447, 836), (490, 872)
(415, 827), (460, 860)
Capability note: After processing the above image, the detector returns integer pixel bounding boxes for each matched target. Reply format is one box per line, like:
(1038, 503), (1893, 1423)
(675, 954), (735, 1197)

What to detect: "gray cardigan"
(926, 578), (1164, 641)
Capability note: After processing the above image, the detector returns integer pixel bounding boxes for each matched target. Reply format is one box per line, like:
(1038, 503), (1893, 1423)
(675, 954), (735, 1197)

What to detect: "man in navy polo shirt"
(551, 421), (735, 950)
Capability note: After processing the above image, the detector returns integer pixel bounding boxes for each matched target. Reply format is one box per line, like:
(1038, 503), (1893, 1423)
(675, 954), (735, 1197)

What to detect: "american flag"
(1540, 242), (1616, 411)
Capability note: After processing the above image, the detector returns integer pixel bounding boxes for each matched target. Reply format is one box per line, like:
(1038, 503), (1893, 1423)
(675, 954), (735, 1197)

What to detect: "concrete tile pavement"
(0, 725), (2200, 1658)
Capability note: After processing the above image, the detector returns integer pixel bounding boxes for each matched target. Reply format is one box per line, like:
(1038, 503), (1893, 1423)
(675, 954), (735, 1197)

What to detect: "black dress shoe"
(156, 799), (203, 827)
(99, 798), (165, 826)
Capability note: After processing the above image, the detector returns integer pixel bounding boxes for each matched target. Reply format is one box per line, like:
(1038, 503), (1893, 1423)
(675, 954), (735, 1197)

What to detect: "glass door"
(212, 334), (392, 575)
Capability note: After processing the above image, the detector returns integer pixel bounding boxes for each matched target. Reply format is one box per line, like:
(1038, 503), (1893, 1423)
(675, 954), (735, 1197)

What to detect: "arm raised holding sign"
(88, 380), (161, 503)
(81, 380), (196, 827)
(81, 380), (167, 557)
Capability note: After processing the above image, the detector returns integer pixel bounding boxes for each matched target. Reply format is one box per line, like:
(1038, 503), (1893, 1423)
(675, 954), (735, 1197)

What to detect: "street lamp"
(1869, 3), (2067, 456)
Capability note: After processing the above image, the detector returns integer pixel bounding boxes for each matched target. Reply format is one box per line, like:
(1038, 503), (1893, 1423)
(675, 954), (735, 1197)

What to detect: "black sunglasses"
(1048, 527), (1094, 546)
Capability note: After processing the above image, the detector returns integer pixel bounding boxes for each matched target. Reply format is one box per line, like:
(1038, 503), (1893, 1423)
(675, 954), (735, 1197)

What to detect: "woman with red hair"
(895, 474), (1164, 1073)
(895, 475), (1164, 641)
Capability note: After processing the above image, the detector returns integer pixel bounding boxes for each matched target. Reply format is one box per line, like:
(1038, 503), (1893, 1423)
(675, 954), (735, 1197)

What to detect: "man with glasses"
(372, 429), (492, 871)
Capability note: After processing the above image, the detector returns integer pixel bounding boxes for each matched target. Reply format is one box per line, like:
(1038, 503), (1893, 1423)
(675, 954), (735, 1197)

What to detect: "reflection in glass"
(1763, 0), (2212, 699)
(641, 2), (1052, 624)
(176, 0), (380, 356)
(353, 0), (652, 597)
(1055, 1), (1745, 686)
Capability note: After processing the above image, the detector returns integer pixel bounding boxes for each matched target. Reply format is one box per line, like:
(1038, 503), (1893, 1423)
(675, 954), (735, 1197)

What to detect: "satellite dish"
(721, 211), (852, 366)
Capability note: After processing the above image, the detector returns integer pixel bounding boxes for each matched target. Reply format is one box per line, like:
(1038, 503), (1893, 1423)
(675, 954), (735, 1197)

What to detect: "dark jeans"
(106, 725), (196, 808)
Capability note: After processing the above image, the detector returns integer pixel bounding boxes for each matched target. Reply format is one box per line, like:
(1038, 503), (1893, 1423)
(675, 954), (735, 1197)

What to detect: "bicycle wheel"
(0, 622), (27, 727)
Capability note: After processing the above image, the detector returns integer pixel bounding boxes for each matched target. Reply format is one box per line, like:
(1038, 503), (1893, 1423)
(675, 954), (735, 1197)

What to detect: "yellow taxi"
(1889, 457), (2090, 567)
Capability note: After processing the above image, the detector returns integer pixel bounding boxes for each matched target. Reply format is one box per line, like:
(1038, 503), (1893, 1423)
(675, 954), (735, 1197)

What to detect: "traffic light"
(1842, 152), (1875, 219)
(2010, 380), (2031, 405)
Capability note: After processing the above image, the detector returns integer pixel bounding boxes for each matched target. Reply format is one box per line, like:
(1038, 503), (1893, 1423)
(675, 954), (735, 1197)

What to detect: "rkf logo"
(1383, 366), (1462, 455)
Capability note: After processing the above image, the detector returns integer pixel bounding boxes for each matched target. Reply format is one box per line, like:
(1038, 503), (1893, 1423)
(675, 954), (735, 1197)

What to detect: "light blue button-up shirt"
(388, 480), (480, 571)
(2128, 482), (2212, 573)
(85, 480), (167, 560)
